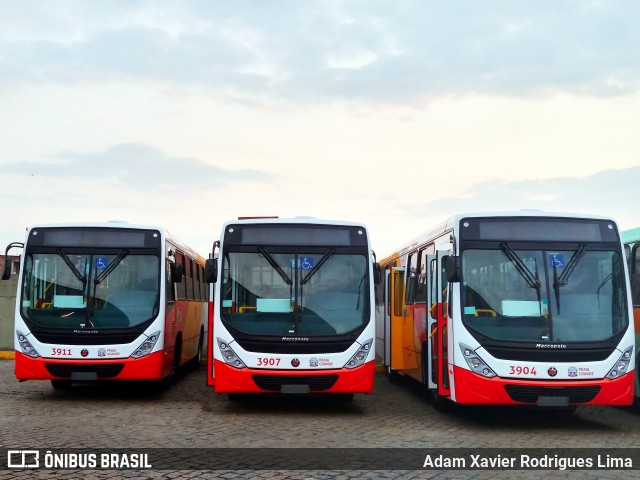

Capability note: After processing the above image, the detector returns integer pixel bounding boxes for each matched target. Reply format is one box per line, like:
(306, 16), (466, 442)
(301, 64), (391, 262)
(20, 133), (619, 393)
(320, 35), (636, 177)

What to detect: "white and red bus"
(1, 222), (207, 389)
(376, 211), (634, 409)
(204, 217), (378, 401)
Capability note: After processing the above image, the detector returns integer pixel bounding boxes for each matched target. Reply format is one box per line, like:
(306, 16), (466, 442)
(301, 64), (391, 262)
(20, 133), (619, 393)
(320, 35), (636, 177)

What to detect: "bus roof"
(22, 221), (205, 262)
(380, 210), (620, 264)
(222, 216), (368, 229)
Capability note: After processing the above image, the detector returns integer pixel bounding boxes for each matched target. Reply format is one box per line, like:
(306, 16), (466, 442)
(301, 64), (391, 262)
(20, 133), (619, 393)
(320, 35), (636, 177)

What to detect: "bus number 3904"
(509, 366), (537, 376)
(257, 357), (281, 367)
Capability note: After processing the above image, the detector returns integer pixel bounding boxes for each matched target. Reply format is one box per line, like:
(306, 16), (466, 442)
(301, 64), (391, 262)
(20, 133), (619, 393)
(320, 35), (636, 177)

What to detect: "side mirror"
(2, 242), (24, 281)
(445, 255), (461, 283)
(1, 257), (11, 280)
(170, 262), (184, 283)
(204, 258), (218, 284)
(373, 262), (382, 285)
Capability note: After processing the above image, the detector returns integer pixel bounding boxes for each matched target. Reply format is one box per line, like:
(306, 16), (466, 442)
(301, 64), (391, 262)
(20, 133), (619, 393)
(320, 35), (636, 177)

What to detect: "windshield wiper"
(57, 249), (87, 285)
(500, 243), (541, 289)
(301, 248), (335, 285)
(258, 247), (292, 285)
(552, 243), (587, 314)
(94, 250), (129, 285)
(500, 243), (542, 315)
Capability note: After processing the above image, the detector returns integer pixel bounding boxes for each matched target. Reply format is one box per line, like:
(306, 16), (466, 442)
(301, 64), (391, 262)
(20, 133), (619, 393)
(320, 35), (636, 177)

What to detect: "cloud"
(1, 1), (640, 103)
(0, 143), (274, 189)
(399, 166), (640, 226)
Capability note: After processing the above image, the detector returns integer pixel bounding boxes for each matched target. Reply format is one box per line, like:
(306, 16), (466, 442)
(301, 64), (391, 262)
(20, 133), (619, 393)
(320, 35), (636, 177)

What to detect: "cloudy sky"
(1, 1), (639, 257)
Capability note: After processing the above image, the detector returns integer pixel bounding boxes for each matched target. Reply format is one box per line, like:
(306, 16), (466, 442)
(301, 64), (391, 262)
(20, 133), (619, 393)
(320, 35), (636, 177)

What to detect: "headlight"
(17, 330), (40, 358)
(130, 331), (161, 358)
(217, 338), (246, 369)
(460, 343), (496, 378)
(344, 339), (373, 369)
(606, 346), (633, 379)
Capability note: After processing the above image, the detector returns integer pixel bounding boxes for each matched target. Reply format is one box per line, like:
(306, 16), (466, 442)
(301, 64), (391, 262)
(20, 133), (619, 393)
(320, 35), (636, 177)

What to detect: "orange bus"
(1, 221), (207, 389)
(376, 211), (634, 409)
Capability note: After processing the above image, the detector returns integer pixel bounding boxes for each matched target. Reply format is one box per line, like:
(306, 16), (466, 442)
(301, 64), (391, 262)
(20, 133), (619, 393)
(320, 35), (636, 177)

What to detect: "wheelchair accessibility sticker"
(300, 257), (314, 270)
(96, 257), (109, 270)
(549, 253), (565, 269)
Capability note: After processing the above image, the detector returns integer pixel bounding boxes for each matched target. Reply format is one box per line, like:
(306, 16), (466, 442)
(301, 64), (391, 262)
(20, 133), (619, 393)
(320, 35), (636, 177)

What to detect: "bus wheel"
(189, 328), (204, 371)
(430, 390), (453, 412)
(160, 343), (182, 390)
(51, 380), (72, 390)
(386, 366), (401, 383)
(334, 393), (354, 404)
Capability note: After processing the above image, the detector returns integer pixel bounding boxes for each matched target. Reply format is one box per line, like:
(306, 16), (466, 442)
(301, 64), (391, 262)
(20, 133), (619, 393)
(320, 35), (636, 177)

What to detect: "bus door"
(389, 267), (406, 372)
(424, 254), (437, 389)
(435, 250), (451, 398)
(380, 268), (392, 369)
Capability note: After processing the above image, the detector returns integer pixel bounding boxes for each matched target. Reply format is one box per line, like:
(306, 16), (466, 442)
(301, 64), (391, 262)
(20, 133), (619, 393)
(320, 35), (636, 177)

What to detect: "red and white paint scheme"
(204, 217), (378, 401)
(1, 221), (207, 389)
(376, 211), (634, 409)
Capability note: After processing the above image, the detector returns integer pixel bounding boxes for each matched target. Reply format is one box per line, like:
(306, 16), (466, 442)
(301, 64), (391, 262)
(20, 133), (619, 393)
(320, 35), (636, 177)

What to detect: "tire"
(430, 389), (453, 412)
(159, 342), (182, 390)
(189, 329), (204, 371)
(386, 366), (401, 384)
(334, 393), (354, 404)
(51, 380), (72, 390)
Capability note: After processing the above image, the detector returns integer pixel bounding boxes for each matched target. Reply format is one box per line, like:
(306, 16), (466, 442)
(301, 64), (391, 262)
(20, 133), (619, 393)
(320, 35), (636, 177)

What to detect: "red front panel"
(14, 350), (166, 381)
(452, 365), (634, 406)
(213, 359), (375, 394)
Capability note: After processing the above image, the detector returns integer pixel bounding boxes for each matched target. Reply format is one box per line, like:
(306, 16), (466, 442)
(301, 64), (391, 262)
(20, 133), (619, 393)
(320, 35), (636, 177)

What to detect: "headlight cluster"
(606, 346), (633, 380)
(217, 338), (246, 369)
(17, 330), (40, 358)
(344, 339), (373, 369)
(131, 331), (161, 359)
(460, 343), (496, 378)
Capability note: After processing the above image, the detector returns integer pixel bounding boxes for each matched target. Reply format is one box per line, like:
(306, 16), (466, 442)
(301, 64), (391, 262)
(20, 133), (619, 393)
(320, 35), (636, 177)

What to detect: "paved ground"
(0, 359), (639, 479)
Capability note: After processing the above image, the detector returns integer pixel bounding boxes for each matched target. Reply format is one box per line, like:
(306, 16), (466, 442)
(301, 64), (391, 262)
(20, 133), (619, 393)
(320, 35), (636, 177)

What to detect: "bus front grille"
(45, 363), (125, 379)
(252, 374), (339, 392)
(504, 384), (601, 404)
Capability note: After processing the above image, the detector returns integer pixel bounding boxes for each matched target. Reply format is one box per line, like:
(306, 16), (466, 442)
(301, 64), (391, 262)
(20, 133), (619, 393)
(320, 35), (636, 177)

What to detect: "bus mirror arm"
(445, 255), (461, 283)
(204, 258), (218, 284)
(2, 242), (24, 280)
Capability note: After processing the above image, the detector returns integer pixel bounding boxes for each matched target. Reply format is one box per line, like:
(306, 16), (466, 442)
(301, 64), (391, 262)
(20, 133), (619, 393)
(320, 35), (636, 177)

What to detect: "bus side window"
(175, 252), (187, 300)
(632, 245), (640, 307)
(415, 245), (434, 304)
(166, 259), (176, 302)
(405, 252), (418, 304)
(393, 270), (404, 317)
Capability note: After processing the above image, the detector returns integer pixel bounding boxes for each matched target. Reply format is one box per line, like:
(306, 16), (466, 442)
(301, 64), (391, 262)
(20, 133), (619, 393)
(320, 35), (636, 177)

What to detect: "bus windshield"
(461, 246), (627, 343)
(221, 250), (369, 336)
(21, 252), (160, 329)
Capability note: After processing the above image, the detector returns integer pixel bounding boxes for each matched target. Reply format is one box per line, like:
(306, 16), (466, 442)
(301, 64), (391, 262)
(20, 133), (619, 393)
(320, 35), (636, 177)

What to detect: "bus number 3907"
(257, 357), (281, 367)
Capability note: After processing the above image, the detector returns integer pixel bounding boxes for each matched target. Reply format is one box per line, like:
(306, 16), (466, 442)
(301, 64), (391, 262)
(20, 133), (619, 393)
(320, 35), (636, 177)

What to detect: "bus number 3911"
(257, 357), (281, 367)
